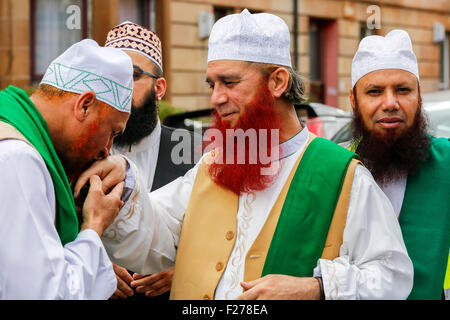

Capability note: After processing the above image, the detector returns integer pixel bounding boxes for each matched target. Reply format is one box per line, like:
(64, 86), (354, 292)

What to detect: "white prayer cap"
(41, 39), (133, 113)
(207, 9), (292, 67)
(351, 29), (419, 88)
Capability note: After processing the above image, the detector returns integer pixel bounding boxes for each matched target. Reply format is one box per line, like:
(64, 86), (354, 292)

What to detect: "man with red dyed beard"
(89, 9), (413, 300)
(346, 30), (450, 300)
(205, 83), (282, 195)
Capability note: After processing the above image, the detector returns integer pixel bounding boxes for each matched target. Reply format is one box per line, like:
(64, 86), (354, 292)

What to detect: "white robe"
(102, 127), (414, 300)
(0, 140), (116, 299)
(111, 120), (161, 192)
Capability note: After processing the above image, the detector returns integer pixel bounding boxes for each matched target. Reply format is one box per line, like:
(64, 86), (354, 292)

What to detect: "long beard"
(352, 94), (430, 185)
(114, 87), (158, 148)
(206, 85), (281, 195)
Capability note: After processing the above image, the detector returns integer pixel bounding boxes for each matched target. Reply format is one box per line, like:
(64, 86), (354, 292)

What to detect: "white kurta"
(0, 140), (117, 299)
(111, 120), (161, 192)
(379, 177), (407, 217)
(103, 127), (414, 300)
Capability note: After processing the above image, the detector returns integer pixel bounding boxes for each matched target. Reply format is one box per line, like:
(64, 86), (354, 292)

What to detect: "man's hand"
(110, 263), (135, 299)
(74, 155), (127, 199)
(237, 274), (321, 300)
(80, 175), (124, 237)
(130, 268), (174, 297)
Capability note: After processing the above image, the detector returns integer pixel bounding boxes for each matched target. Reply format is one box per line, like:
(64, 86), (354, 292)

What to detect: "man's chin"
(373, 126), (407, 140)
(68, 159), (95, 183)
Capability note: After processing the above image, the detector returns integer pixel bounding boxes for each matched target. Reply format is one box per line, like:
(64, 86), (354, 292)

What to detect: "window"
(360, 22), (382, 40)
(360, 22), (374, 40)
(439, 33), (449, 90)
(309, 18), (338, 106)
(213, 6), (234, 22)
(309, 19), (324, 103)
(31, 0), (88, 82)
(118, 0), (156, 31)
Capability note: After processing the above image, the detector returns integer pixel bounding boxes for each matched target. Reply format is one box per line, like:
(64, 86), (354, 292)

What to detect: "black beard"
(114, 87), (158, 148)
(352, 94), (431, 185)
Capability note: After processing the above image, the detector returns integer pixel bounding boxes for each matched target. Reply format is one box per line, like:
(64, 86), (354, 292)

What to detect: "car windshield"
(422, 90), (450, 138)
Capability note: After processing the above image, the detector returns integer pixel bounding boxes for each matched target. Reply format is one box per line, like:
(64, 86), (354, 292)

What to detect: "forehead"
(101, 104), (130, 131)
(206, 60), (257, 79)
(124, 50), (154, 70)
(356, 69), (418, 88)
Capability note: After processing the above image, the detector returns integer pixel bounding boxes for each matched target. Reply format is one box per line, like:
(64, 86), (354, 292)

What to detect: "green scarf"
(350, 136), (450, 299)
(262, 137), (358, 276)
(398, 137), (450, 299)
(0, 86), (78, 245)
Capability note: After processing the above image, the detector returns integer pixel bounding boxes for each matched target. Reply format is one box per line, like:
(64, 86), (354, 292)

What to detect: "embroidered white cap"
(41, 39), (133, 113)
(105, 21), (163, 72)
(207, 9), (292, 67)
(351, 29), (419, 88)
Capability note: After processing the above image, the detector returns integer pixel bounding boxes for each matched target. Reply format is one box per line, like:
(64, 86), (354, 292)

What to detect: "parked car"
(163, 102), (353, 140)
(296, 102), (353, 140)
(330, 90), (450, 144)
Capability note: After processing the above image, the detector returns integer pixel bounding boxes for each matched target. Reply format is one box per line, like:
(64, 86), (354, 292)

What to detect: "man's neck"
(277, 103), (303, 143)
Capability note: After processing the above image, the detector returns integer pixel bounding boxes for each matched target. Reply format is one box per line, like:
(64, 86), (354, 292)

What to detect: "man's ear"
(154, 77), (167, 101)
(268, 67), (290, 99)
(349, 88), (356, 113)
(74, 91), (97, 121)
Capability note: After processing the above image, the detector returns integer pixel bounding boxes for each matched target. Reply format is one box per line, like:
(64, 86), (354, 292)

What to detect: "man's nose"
(96, 143), (111, 161)
(211, 85), (227, 107)
(382, 89), (399, 112)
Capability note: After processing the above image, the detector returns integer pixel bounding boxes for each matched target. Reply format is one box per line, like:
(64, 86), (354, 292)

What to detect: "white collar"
(279, 126), (309, 159)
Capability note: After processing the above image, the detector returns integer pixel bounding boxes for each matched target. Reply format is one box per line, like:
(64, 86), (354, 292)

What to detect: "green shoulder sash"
(0, 86), (78, 245)
(400, 137), (450, 300)
(262, 137), (358, 276)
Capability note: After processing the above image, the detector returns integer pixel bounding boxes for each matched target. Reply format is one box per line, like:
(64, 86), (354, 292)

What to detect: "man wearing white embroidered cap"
(346, 29), (450, 300)
(89, 9), (413, 300)
(0, 39), (133, 299)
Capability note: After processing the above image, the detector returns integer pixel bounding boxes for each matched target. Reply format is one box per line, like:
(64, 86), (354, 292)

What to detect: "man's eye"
(224, 81), (238, 87)
(367, 89), (381, 95)
(397, 87), (411, 93)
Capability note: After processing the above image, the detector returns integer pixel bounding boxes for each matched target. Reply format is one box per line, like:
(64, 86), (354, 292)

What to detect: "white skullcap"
(207, 9), (292, 67)
(351, 29), (419, 88)
(41, 39), (133, 113)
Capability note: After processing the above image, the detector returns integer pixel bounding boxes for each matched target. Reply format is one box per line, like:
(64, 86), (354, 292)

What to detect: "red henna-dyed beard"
(206, 84), (282, 195)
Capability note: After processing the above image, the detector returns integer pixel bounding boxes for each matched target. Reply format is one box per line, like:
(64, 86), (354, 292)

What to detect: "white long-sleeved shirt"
(103, 127), (414, 300)
(111, 120), (161, 192)
(0, 140), (116, 299)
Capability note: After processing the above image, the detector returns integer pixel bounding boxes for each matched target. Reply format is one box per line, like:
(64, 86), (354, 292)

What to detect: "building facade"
(1, 0), (449, 111)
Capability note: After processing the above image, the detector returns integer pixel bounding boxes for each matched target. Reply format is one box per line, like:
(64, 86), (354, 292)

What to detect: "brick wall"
(1, 0), (448, 111)
(0, 0), (31, 90)
(168, 0), (450, 111)
(169, 0), (297, 110)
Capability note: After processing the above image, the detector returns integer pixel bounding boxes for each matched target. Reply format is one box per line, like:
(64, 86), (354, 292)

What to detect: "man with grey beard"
(347, 29), (450, 300)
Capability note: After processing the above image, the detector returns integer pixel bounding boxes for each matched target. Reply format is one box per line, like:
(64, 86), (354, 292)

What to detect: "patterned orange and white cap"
(105, 21), (163, 71)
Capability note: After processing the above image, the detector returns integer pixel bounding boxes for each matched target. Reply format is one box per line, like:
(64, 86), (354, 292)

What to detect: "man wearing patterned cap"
(88, 10), (413, 299)
(0, 39), (133, 299)
(97, 21), (198, 300)
(346, 29), (450, 300)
